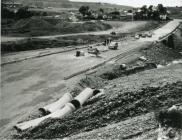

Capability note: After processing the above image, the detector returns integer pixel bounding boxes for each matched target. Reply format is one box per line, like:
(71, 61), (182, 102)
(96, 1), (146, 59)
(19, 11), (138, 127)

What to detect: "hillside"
(167, 6), (182, 19)
(2, 0), (133, 10)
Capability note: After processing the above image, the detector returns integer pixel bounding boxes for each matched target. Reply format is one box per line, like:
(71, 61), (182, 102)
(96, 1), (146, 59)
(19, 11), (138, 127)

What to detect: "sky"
(70, 0), (182, 7)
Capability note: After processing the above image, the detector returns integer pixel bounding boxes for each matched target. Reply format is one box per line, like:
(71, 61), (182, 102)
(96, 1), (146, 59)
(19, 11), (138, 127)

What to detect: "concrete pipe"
(91, 89), (105, 99)
(74, 88), (94, 106)
(14, 103), (76, 131)
(39, 93), (73, 115)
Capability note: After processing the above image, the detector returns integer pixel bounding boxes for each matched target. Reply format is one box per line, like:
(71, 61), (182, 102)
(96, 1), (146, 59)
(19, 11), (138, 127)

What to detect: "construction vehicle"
(108, 42), (118, 50)
(87, 46), (100, 56)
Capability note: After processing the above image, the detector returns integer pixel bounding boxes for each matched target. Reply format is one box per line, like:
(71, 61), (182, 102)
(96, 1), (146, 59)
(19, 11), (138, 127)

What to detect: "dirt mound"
(142, 42), (182, 65)
(99, 63), (157, 80)
(13, 81), (182, 139)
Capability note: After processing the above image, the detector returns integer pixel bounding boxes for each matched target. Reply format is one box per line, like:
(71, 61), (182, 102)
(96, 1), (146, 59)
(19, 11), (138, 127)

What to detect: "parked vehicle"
(141, 33), (147, 38)
(110, 31), (116, 35)
(134, 34), (140, 39)
(147, 32), (152, 37)
(108, 42), (118, 50)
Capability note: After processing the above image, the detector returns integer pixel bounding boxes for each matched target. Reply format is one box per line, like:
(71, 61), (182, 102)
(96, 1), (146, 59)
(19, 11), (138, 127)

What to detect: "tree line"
(79, 4), (169, 20)
(134, 4), (168, 20)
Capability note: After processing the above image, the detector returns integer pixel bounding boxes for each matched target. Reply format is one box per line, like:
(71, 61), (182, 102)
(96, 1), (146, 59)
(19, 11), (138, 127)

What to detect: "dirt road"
(138, 19), (182, 42)
(1, 21), (148, 43)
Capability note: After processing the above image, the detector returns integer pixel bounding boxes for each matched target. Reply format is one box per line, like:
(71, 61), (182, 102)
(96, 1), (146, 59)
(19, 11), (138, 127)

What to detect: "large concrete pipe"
(14, 103), (76, 131)
(74, 88), (94, 106)
(39, 93), (73, 115)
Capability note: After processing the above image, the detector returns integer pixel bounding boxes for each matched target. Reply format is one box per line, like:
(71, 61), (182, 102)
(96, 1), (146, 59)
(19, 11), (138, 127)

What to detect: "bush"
(16, 6), (33, 19)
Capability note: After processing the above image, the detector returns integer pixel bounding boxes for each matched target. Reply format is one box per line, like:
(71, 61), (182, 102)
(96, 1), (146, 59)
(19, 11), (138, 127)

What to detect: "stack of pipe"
(39, 93), (73, 115)
(15, 88), (103, 131)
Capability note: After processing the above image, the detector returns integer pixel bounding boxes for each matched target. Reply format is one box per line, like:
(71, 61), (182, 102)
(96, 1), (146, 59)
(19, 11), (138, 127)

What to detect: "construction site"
(1, 0), (182, 139)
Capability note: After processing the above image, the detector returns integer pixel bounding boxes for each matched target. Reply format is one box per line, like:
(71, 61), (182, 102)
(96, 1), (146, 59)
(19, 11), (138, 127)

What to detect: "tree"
(79, 6), (90, 16)
(148, 5), (153, 19)
(127, 10), (132, 13)
(140, 5), (148, 19)
(99, 8), (104, 13)
(141, 5), (148, 13)
(157, 4), (167, 14)
(42, 12), (48, 16)
(16, 6), (33, 19)
(1, 8), (15, 18)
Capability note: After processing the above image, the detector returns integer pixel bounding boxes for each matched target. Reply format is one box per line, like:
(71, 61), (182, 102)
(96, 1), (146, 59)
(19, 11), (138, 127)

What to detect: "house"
(159, 14), (167, 20)
(2, 2), (23, 9)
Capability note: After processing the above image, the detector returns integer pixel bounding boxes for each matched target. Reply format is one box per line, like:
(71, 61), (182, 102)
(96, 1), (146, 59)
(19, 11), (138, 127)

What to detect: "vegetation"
(2, 6), (34, 19)
(79, 4), (169, 21)
(167, 7), (182, 19)
(156, 107), (182, 128)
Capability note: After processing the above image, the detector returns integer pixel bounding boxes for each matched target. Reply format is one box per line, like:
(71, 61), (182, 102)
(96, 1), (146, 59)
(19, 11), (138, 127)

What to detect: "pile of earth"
(3, 18), (111, 36)
(142, 42), (182, 65)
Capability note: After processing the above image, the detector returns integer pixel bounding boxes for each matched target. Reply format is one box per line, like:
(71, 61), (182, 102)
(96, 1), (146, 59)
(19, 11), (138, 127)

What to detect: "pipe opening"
(71, 99), (81, 109)
(39, 108), (51, 116)
(93, 89), (101, 96)
(14, 125), (23, 132)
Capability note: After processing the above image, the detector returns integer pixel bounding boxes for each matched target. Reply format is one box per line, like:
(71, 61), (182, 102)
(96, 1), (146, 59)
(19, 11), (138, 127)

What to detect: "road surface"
(138, 19), (182, 42)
